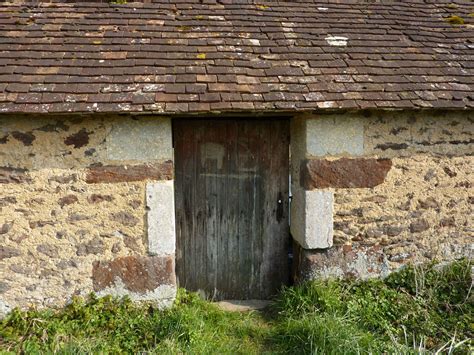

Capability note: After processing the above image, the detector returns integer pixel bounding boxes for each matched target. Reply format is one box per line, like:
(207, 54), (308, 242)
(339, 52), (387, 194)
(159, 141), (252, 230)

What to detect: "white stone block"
(107, 117), (172, 161)
(0, 300), (12, 319)
(306, 115), (364, 156)
(291, 188), (333, 249)
(146, 180), (176, 256)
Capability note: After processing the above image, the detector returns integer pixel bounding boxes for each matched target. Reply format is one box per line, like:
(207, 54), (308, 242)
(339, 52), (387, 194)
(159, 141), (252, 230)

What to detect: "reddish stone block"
(92, 255), (176, 293)
(85, 161), (173, 183)
(301, 158), (392, 189)
(0, 167), (30, 184)
(64, 129), (90, 149)
(11, 131), (35, 146)
(58, 194), (78, 208)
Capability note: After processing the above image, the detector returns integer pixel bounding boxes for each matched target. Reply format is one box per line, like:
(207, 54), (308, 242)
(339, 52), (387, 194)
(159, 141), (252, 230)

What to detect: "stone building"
(0, 0), (472, 316)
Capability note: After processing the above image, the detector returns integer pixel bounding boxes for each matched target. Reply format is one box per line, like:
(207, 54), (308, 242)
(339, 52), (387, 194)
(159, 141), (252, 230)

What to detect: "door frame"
(172, 116), (291, 299)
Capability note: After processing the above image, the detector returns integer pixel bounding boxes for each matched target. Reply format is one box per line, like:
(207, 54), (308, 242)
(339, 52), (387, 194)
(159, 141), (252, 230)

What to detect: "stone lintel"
(85, 161), (173, 183)
(301, 158), (392, 189)
(146, 180), (176, 256)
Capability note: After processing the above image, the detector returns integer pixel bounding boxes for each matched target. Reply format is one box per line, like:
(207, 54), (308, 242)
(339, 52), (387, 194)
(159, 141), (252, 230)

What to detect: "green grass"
(1, 259), (472, 354)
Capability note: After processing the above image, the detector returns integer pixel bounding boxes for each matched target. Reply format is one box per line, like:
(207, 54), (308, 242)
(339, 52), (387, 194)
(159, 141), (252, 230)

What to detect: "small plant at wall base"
(1, 259), (472, 354)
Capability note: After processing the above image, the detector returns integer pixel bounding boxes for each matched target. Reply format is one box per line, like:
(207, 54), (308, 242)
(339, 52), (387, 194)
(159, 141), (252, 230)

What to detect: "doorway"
(173, 118), (290, 299)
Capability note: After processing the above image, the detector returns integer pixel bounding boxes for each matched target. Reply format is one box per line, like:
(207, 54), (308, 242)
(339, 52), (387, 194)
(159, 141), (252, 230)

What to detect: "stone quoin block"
(306, 115), (364, 157)
(106, 117), (172, 161)
(146, 180), (176, 256)
(292, 242), (390, 282)
(301, 158), (392, 189)
(92, 255), (176, 308)
(291, 189), (334, 249)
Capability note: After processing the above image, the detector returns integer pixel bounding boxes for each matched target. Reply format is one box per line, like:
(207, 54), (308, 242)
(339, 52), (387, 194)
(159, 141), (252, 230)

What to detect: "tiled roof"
(0, 0), (473, 114)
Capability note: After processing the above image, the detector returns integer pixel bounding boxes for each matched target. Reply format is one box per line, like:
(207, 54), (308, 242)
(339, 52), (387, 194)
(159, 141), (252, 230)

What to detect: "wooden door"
(174, 119), (290, 300)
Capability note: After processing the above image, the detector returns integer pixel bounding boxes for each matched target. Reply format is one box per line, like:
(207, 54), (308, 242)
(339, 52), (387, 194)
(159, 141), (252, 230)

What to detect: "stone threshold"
(214, 300), (271, 312)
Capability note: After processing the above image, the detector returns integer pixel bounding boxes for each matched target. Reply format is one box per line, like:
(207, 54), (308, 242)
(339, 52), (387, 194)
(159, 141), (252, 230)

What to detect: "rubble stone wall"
(292, 110), (473, 281)
(0, 114), (175, 317)
(1, 110), (472, 315)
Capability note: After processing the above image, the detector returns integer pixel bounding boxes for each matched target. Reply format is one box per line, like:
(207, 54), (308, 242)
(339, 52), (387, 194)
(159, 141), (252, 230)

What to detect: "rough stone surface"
(76, 237), (106, 256)
(88, 194), (114, 204)
(0, 167), (30, 184)
(0, 196), (17, 207)
(86, 162), (173, 183)
(291, 189), (334, 249)
(146, 181), (176, 256)
(301, 158), (392, 189)
(0, 222), (13, 235)
(332, 157), (473, 264)
(0, 115), (172, 170)
(0, 300), (12, 319)
(92, 255), (176, 307)
(306, 115), (364, 157)
(110, 212), (140, 227)
(364, 111), (473, 158)
(0, 110), (472, 313)
(92, 255), (175, 293)
(297, 111), (473, 279)
(290, 111), (473, 283)
(215, 300), (271, 312)
(36, 244), (59, 258)
(410, 219), (430, 233)
(64, 129), (90, 149)
(0, 246), (21, 260)
(58, 195), (78, 208)
(107, 117), (172, 162)
(0, 114), (175, 313)
(293, 242), (390, 281)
